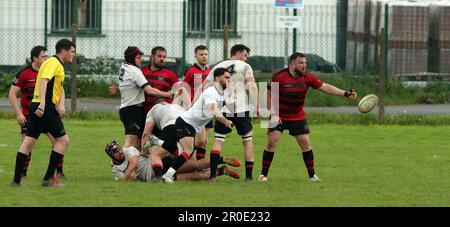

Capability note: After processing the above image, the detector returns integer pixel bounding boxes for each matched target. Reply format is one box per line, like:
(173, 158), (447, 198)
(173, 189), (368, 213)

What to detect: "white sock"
(164, 167), (176, 178)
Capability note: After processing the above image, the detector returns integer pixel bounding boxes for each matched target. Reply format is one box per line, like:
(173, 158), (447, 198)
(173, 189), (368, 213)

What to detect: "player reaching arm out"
(317, 84), (357, 100)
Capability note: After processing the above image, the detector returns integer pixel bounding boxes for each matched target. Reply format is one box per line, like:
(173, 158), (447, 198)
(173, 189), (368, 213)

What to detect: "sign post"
(275, 0), (304, 66)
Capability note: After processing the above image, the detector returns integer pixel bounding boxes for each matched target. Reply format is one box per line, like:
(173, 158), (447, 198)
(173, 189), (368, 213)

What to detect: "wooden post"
(71, 23), (78, 113)
(223, 24), (229, 60)
(378, 28), (386, 124)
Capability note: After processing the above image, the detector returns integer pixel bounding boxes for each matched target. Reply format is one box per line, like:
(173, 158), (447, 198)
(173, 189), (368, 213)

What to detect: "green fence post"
(336, 0), (348, 70)
(293, 8), (297, 53)
(182, 0), (187, 72)
(44, 0), (48, 48)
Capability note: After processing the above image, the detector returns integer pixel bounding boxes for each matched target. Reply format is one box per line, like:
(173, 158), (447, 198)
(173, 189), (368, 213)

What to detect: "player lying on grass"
(105, 140), (240, 182)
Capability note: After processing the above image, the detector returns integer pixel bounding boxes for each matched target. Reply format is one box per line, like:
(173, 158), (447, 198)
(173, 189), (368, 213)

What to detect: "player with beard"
(141, 46), (179, 113)
(258, 52), (357, 183)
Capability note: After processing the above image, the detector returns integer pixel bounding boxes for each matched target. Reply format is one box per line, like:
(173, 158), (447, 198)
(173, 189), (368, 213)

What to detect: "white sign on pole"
(274, 0), (304, 9)
(276, 16), (300, 28)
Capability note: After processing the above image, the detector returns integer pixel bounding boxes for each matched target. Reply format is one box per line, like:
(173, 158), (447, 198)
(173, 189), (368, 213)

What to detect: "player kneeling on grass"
(258, 52), (357, 183)
(105, 141), (240, 182)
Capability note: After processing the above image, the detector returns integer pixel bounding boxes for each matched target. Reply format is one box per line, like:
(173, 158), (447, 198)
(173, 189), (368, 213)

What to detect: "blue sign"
(275, 0), (304, 8)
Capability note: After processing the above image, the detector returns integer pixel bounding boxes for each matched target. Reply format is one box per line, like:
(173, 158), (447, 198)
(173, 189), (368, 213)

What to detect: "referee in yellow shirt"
(11, 39), (76, 187)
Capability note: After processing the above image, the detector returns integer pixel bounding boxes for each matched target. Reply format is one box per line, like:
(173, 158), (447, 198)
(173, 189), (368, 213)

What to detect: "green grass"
(0, 119), (449, 207)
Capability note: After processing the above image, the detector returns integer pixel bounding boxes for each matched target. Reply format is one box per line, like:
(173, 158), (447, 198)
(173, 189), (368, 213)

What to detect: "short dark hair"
(230, 44), (250, 56)
(289, 52), (306, 64)
(151, 46), (167, 55)
(30, 46), (47, 61)
(55, 39), (75, 54)
(213, 68), (228, 78)
(195, 45), (208, 53)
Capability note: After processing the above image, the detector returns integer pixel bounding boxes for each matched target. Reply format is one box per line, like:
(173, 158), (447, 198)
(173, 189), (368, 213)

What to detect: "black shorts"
(268, 119), (310, 136)
(119, 105), (145, 136)
(175, 117), (196, 141)
(158, 124), (178, 155)
(214, 111), (253, 135)
(26, 103), (66, 139)
(205, 119), (214, 129)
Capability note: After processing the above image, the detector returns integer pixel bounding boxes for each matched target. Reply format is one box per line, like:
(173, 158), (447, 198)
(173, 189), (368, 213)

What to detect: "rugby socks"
(170, 151), (190, 171)
(56, 155), (64, 174)
(261, 150), (274, 177)
(302, 150), (315, 178)
(245, 161), (254, 180)
(22, 152), (32, 177)
(196, 147), (206, 160)
(152, 163), (164, 177)
(44, 151), (63, 181)
(13, 152), (28, 183)
(209, 150), (221, 178)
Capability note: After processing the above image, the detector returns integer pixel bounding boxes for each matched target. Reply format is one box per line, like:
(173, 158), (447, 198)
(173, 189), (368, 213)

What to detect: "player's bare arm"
(36, 78), (49, 117)
(246, 75), (259, 117)
(141, 122), (155, 153)
(318, 83), (357, 100)
(209, 103), (233, 129)
(8, 85), (26, 126)
(58, 86), (66, 117)
(143, 85), (171, 99)
(122, 156), (139, 181)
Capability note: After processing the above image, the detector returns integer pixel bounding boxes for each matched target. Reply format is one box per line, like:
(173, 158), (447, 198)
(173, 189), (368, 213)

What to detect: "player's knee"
(298, 138), (310, 151)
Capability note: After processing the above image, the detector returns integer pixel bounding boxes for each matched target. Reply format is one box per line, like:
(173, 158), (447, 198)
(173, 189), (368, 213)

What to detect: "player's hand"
(17, 113), (27, 126)
(108, 84), (119, 95)
(35, 105), (45, 118)
(130, 172), (138, 180)
(225, 120), (233, 129)
(57, 105), (65, 118)
(344, 88), (357, 100)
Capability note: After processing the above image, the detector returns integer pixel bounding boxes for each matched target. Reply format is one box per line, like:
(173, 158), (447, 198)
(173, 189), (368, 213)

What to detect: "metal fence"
(0, 0), (449, 117)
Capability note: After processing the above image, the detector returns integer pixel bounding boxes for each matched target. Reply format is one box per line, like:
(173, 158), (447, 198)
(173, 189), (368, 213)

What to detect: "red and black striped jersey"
(141, 66), (178, 113)
(12, 66), (38, 116)
(268, 68), (323, 121)
(183, 63), (211, 101)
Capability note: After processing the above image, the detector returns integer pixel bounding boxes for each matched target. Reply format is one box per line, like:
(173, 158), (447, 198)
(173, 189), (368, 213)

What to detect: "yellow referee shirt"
(32, 56), (65, 105)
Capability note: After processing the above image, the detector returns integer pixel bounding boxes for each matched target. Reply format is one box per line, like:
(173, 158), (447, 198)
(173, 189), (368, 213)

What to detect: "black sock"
(13, 152), (28, 183)
(152, 163), (163, 177)
(56, 155), (64, 174)
(302, 150), (315, 178)
(22, 152), (32, 177)
(171, 152), (190, 171)
(44, 151), (63, 180)
(261, 150), (274, 177)
(209, 150), (221, 178)
(245, 161), (254, 180)
(196, 147), (206, 160)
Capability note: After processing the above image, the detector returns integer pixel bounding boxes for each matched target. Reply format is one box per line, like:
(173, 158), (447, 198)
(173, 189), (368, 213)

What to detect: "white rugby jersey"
(118, 63), (149, 109)
(145, 102), (185, 130)
(206, 59), (254, 113)
(111, 146), (152, 182)
(180, 85), (224, 133)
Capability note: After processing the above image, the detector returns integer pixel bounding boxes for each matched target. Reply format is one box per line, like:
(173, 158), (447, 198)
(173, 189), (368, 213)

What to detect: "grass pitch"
(0, 119), (449, 207)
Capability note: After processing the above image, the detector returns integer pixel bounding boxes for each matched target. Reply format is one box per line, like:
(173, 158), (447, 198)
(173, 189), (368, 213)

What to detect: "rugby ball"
(357, 94), (378, 113)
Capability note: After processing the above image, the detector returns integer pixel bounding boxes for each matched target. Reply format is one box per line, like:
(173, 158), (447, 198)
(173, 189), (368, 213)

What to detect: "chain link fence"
(0, 0), (449, 117)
